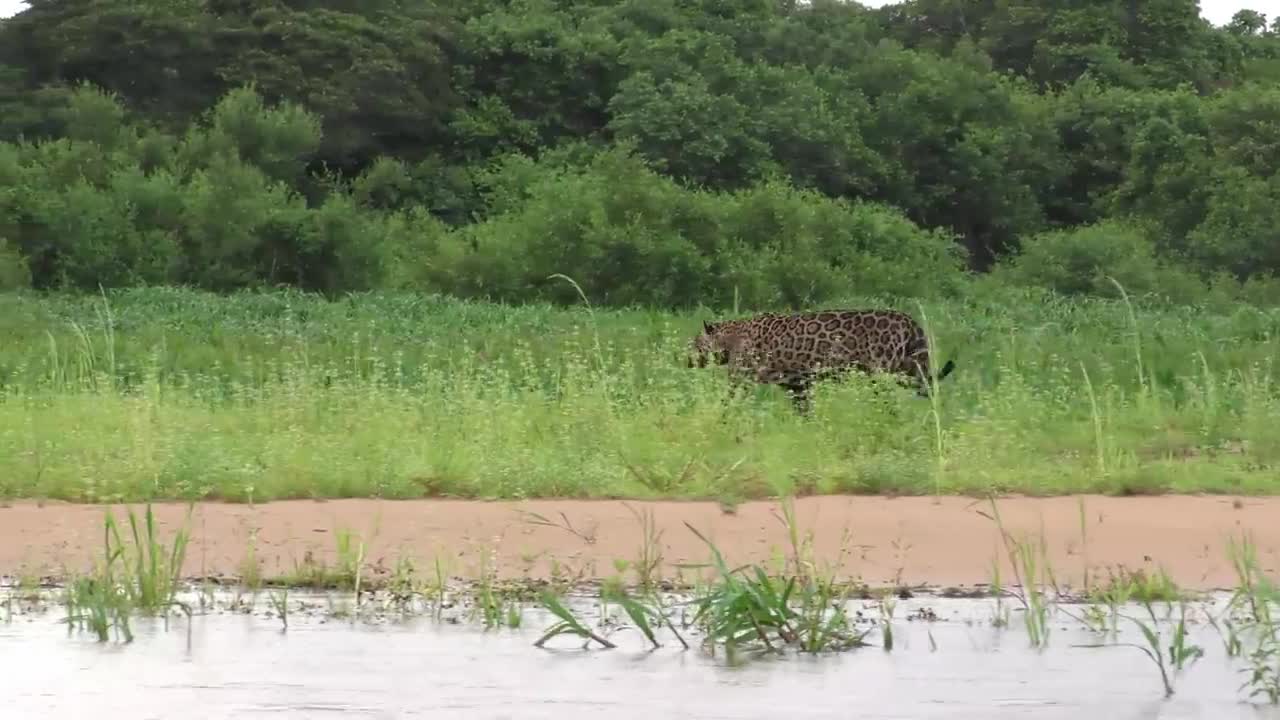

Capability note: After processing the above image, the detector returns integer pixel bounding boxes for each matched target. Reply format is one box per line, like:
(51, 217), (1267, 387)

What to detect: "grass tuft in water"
(62, 573), (133, 643)
(61, 503), (193, 642)
(683, 519), (870, 655)
(1077, 598), (1205, 698)
(1210, 533), (1280, 704)
(112, 504), (192, 616)
(978, 498), (1054, 649)
(268, 588), (289, 631)
(534, 591), (617, 649)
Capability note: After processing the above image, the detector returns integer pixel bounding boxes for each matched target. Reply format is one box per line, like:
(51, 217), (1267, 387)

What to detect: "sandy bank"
(1, 495), (1275, 591)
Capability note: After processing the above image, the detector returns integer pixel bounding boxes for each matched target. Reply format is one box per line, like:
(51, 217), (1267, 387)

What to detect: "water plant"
(268, 588), (289, 631)
(1211, 533), (1280, 704)
(682, 521), (870, 655)
(597, 577), (689, 650)
(978, 498), (1054, 649)
(112, 504), (192, 617)
(61, 504), (193, 642)
(1077, 598), (1205, 698)
(534, 591), (616, 649)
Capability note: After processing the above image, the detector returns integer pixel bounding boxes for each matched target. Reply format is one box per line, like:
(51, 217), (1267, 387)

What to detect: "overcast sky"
(0, 0), (1276, 31)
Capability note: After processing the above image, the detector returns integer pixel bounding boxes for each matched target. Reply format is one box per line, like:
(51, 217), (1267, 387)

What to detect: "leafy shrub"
(1185, 167), (1280, 280)
(715, 180), (966, 308)
(441, 147), (716, 307)
(422, 147), (966, 308)
(0, 237), (30, 290)
(992, 220), (1204, 302)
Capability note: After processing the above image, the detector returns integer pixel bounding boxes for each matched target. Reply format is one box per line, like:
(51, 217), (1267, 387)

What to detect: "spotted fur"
(687, 309), (956, 413)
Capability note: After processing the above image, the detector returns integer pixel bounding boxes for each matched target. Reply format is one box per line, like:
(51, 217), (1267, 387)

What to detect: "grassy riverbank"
(1, 287), (1278, 502)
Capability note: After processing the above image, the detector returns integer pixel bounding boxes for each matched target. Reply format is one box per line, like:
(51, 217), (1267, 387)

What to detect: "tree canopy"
(1, 0), (1278, 307)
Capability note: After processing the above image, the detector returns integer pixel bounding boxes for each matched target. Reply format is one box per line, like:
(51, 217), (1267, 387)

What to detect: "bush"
(992, 220), (1205, 302)
(0, 237), (30, 290)
(1185, 167), (1280, 279)
(421, 147), (966, 309)
(440, 147), (717, 307)
(0, 86), (403, 294)
(716, 180), (967, 308)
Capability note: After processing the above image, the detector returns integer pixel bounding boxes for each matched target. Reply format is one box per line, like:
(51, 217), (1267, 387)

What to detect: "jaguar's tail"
(936, 358), (956, 382)
(913, 354), (957, 398)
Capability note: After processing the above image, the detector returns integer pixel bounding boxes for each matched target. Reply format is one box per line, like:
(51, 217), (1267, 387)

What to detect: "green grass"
(2, 285), (1280, 502)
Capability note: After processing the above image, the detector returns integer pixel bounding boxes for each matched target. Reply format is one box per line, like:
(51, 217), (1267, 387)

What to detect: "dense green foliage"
(2, 287), (1280, 501)
(2, 0), (1280, 308)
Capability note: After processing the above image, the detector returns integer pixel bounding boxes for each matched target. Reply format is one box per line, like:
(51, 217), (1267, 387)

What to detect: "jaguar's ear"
(703, 320), (715, 334)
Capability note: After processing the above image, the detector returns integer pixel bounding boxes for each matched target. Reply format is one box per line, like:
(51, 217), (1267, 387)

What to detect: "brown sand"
(1, 495), (1277, 591)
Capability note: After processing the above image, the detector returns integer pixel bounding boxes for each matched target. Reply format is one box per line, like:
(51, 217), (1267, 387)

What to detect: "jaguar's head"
(687, 320), (733, 369)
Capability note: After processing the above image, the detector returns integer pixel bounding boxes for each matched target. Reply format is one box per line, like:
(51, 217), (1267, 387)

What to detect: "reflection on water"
(2, 594), (1277, 719)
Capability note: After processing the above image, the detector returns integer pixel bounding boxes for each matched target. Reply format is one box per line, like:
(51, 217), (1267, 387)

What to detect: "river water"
(3, 593), (1278, 719)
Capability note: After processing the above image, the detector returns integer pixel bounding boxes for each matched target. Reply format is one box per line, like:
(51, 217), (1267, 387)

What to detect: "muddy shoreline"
(1, 495), (1276, 591)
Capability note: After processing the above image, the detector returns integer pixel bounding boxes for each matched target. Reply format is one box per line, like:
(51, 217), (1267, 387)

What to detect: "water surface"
(3, 594), (1277, 719)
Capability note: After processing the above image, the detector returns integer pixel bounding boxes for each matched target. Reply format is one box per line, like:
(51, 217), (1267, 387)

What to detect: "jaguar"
(687, 308), (956, 414)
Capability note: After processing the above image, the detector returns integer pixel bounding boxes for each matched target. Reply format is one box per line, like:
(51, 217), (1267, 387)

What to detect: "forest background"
(1, 0), (1279, 306)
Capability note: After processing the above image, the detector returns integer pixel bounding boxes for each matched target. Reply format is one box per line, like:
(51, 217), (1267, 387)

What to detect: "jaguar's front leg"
(781, 379), (813, 417)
